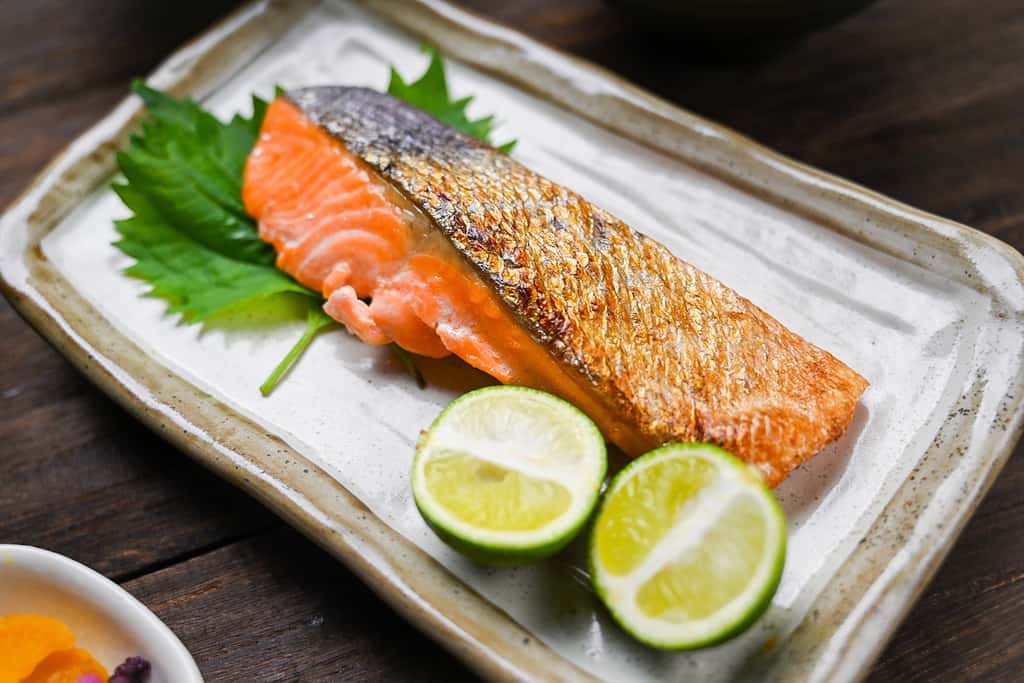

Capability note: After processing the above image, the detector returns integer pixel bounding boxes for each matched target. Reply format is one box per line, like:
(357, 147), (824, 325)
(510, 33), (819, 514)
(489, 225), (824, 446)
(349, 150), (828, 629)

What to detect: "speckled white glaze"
(1, 1), (1022, 682)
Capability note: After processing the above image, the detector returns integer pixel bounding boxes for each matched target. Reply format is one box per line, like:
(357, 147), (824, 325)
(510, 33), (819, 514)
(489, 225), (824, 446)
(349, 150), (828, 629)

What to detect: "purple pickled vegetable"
(108, 656), (151, 683)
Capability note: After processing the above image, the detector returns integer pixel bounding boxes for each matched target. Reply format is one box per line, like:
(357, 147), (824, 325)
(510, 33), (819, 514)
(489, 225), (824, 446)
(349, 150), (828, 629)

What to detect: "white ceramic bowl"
(0, 545), (201, 683)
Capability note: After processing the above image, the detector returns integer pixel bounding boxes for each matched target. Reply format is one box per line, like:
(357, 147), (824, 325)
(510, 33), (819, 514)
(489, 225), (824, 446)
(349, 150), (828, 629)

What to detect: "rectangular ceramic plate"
(3, 1), (1023, 681)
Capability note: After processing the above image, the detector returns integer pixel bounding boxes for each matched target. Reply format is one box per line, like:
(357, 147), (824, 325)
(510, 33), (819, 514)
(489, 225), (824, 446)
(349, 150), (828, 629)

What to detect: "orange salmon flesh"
(243, 95), (867, 486)
(243, 98), (642, 449)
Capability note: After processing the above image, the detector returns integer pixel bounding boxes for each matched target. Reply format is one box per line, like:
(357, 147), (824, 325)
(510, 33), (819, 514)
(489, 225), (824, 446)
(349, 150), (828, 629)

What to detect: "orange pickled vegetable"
(22, 648), (108, 683)
(0, 614), (75, 683)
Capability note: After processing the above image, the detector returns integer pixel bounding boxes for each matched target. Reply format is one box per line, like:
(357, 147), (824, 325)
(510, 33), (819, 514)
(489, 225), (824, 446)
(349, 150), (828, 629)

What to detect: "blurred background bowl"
(604, 0), (877, 57)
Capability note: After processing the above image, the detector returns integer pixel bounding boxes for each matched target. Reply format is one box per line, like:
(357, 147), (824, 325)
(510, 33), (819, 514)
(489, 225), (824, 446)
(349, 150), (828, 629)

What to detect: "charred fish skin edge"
(276, 87), (868, 487)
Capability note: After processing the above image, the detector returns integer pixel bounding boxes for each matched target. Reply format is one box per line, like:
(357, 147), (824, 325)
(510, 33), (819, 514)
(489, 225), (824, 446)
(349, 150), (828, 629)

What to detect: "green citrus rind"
(412, 385), (607, 565)
(589, 442), (787, 650)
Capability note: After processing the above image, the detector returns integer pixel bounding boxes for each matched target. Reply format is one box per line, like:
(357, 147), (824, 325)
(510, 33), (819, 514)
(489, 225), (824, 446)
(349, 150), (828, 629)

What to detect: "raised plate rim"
(2, 1), (1023, 681)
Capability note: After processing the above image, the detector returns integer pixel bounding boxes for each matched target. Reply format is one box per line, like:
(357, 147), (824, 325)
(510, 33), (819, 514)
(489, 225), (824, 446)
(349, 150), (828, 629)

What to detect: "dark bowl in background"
(605, 0), (877, 57)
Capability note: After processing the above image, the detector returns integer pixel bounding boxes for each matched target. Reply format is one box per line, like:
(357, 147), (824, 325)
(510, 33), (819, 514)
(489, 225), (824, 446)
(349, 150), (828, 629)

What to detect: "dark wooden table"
(1, 1), (1021, 680)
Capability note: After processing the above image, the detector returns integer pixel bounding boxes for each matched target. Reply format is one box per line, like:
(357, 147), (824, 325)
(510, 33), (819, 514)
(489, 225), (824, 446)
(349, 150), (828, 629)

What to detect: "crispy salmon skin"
(243, 87), (868, 486)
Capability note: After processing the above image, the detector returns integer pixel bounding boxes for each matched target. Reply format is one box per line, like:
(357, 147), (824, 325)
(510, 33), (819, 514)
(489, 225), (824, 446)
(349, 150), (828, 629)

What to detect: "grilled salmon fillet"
(243, 88), (868, 486)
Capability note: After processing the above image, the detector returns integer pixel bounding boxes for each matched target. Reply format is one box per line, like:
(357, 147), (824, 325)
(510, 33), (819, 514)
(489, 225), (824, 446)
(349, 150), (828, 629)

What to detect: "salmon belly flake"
(243, 99), (645, 450)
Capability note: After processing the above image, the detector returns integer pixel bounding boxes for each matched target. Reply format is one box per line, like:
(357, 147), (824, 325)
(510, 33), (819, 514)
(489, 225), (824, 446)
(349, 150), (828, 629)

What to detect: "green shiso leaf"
(114, 81), (332, 394)
(113, 51), (505, 395)
(388, 46), (516, 153)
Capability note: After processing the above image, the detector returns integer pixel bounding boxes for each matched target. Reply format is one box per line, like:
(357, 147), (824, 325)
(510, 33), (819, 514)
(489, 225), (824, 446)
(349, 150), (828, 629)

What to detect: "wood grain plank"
(0, 297), (277, 579)
(0, 1), (283, 581)
(475, 0), (1024, 240)
(0, 0), (239, 115)
(866, 454), (1024, 681)
(123, 529), (477, 682)
(0, 84), (128, 207)
(0, 0), (1021, 680)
